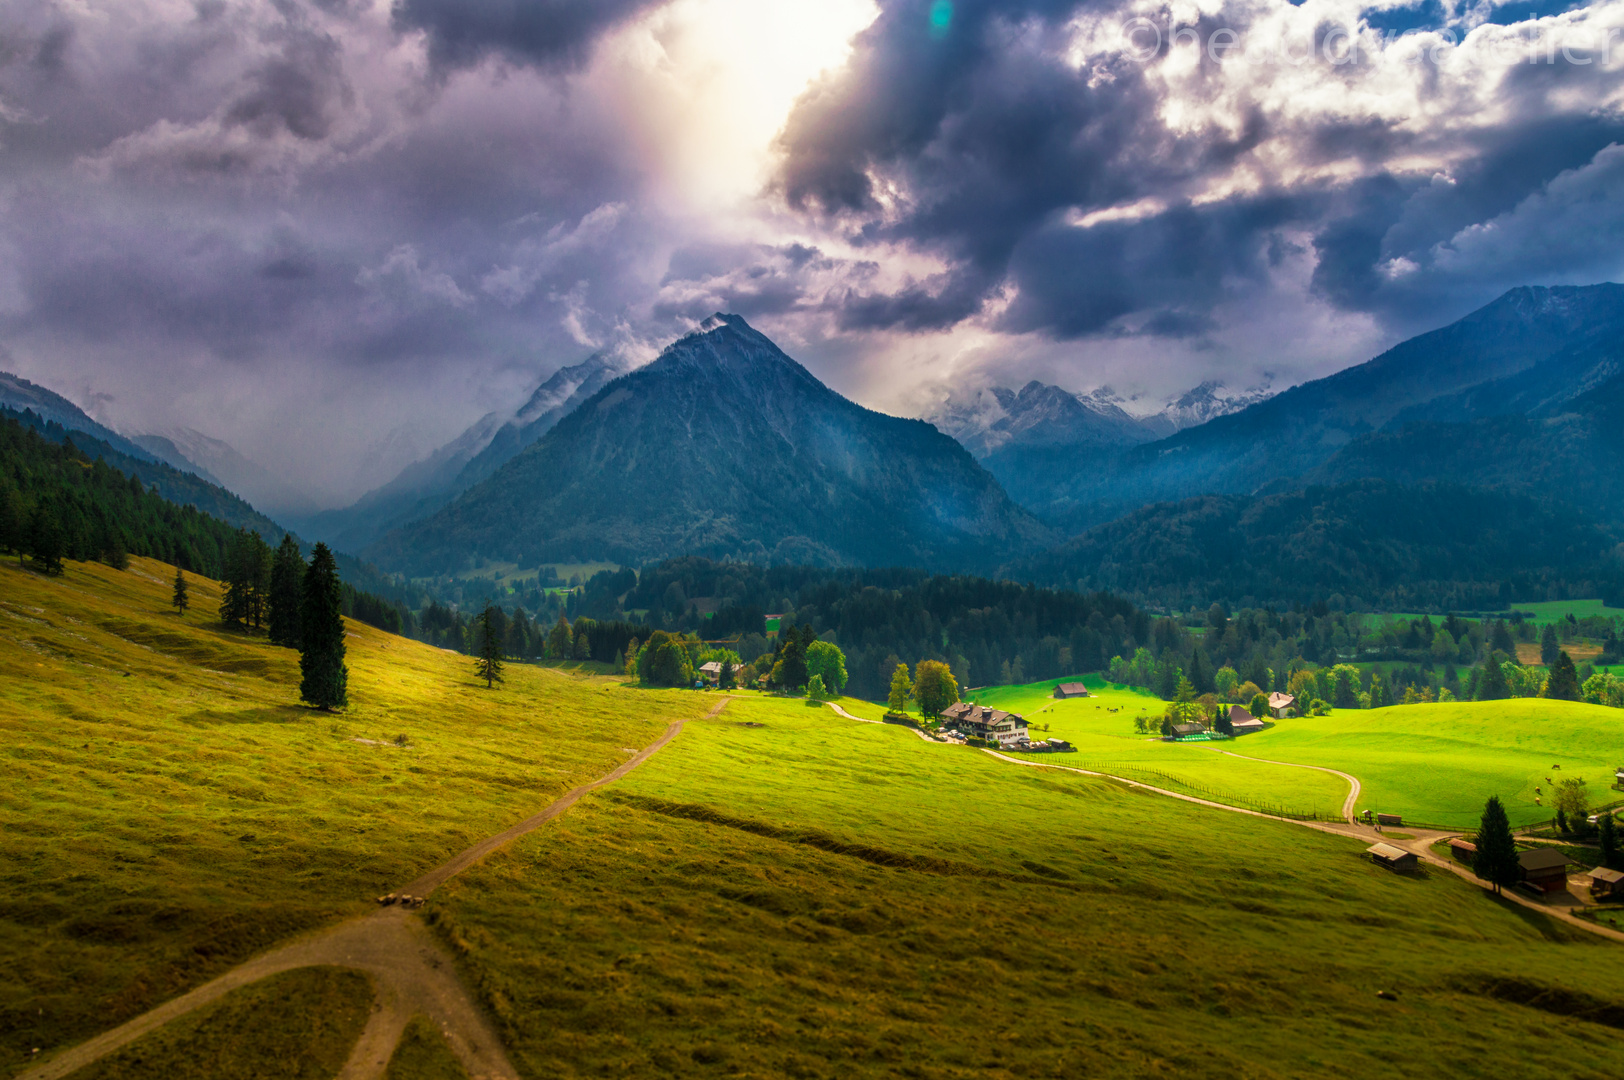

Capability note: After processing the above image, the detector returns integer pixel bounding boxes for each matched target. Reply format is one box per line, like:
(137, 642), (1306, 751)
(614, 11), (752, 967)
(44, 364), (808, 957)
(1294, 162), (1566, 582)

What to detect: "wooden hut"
(1517, 848), (1573, 894)
(1366, 843), (1418, 871)
(1589, 866), (1624, 899)
(1447, 838), (1477, 863)
(1053, 682), (1090, 699)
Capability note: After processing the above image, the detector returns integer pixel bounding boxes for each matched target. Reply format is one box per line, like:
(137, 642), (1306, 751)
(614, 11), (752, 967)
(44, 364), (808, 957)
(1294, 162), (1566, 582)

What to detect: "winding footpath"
(20, 698), (731, 1080)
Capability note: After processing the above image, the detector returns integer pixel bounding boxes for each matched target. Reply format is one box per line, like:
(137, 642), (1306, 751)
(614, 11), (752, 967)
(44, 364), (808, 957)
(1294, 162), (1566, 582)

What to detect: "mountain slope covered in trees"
(1007, 479), (1621, 612)
(369, 315), (1054, 576)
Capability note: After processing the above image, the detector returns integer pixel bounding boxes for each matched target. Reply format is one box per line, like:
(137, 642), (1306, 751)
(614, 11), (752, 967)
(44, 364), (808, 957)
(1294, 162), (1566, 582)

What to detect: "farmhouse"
(698, 661), (724, 685)
(940, 702), (1028, 746)
(1053, 682), (1090, 699)
(1366, 843), (1418, 871)
(1517, 848), (1574, 894)
(1228, 705), (1266, 735)
(1267, 692), (1296, 719)
(1589, 866), (1624, 899)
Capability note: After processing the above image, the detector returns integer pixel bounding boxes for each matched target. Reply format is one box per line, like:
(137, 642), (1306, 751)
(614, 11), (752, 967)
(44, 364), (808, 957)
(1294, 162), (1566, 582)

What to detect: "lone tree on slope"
(1475, 795), (1520, 896)
(172, 566), (190, 616)
(888, 663), (913, 715)
(298, 542), (348, 710)
(476, 604), (506, 689)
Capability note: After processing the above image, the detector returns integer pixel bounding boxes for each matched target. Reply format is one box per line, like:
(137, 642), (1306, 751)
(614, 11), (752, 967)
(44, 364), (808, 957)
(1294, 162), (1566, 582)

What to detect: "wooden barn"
(1589, 866), (1624, 899)
(1053, 682), (1090, 699)
(1517, 848), (1573, 894)
(1366, 843), (1418, 871)
(1447, 838), (1477, 863)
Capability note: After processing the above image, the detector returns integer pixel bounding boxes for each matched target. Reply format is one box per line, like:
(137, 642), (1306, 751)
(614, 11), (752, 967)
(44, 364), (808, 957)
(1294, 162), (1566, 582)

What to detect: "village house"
(940, 702), (1029, 746)
(698, 661), (724, 685)
(1366, 842), (1418, 871)
(1518, 848), (1574, 894)
(1227, 704), (1266, 735)
(1589, 866), (1624, 900)
(1052, 682), (1090, 699)
(1267, 692), (1296, 719)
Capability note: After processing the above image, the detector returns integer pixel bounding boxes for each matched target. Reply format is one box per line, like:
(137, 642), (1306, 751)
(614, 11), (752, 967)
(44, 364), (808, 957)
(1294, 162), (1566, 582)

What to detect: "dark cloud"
(390, 0), (665, 72)
(224, 26), (349, 142)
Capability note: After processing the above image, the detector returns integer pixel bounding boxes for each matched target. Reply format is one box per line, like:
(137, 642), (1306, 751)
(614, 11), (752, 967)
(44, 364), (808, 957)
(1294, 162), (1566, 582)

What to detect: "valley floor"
(4, 560), (1624, 1078)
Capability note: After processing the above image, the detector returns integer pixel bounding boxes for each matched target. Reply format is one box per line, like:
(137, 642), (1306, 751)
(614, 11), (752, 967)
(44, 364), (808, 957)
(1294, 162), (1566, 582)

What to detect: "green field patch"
(384, 1015), (470, 1080)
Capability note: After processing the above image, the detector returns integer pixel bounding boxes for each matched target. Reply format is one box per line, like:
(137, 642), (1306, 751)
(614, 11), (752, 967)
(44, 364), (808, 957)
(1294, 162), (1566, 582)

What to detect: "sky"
(1, 0), (1621, 507)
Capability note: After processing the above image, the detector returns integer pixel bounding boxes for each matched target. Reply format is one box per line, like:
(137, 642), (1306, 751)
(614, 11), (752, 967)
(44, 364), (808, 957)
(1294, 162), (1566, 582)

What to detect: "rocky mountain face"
(293, 352), (624, 552)
(1017, 283), (1624, 533)
(367, 315), (1055, 576)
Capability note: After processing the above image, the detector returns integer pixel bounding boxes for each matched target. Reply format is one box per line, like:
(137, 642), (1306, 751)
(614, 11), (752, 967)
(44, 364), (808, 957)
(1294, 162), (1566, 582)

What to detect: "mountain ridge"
(366, 314), (1055, 576)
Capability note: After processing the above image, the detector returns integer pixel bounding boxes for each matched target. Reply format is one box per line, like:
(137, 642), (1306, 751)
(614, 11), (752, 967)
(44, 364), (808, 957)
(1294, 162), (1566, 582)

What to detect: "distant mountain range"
(0, 372), (175, 469)
(291, 352), (626, 552)
(365, 315), (1055, 576)
(1011, 283), (1624, 533)
(925, 376), (1274, 511)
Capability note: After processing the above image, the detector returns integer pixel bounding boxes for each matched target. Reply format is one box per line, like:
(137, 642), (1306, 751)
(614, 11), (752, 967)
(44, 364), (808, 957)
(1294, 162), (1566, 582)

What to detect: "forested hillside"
(1008, 479), (1621, 611)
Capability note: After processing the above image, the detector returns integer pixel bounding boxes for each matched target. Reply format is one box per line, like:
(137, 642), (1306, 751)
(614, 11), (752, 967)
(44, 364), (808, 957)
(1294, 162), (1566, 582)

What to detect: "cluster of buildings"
(939, 702), (1073, 753)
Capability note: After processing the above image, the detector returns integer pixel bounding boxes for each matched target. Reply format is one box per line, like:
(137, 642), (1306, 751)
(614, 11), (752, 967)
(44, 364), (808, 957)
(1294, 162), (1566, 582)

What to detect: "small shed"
(1267, 692), (1296, 719)
(1447, 838), (1477, 863)
(1589, 866), (1624, 899)
(1517, 848), (1574, 893)
(1053, 682), (1090, 699)
(1170, 722), (1207, 738)
(1376, 813), (1403, 828)
(1367, 843), (1418, 871)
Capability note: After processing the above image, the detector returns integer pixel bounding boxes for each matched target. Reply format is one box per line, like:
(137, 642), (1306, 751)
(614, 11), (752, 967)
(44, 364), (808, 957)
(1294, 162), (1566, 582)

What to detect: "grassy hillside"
(430, 696), (1624, 1079)
(0, 555), (714, 1073)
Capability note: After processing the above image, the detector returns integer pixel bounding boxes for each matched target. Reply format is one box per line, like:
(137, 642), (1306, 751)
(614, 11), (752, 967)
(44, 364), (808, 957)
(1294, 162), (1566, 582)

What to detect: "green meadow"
(0, 556), (712, 1072)
(1244, 700), (1624, 828)
(430, 696), (1624, 1079)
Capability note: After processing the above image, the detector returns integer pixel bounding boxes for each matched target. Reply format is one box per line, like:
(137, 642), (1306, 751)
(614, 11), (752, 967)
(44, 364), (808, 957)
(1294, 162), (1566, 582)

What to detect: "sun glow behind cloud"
(596, 0), (880, 215)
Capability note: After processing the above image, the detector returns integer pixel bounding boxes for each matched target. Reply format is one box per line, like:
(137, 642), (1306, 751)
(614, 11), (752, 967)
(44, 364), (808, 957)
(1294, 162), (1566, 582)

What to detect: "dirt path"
(19, 698), (732, 1080)
(1206, 746), (1362, 822)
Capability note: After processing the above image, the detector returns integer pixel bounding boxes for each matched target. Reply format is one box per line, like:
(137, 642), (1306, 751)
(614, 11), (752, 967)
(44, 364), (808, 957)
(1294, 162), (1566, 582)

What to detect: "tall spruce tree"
(1475, 795), (1519, 895)
(245, 532), (272, 631)
(28, 504), (64, 575)
(172, 566), (190, 616)
(887, 663), (913, 714)
(1540, 623), (1560, 666)
(1476, 656), (1510, 701)
(475, 604), (505, 689)
(267, 534), (306, 647)
(220, 529), (254, 628)
(1545, 649), (1581, 701)
(0, 477), (22, 561)
(298, 542), (348, 710)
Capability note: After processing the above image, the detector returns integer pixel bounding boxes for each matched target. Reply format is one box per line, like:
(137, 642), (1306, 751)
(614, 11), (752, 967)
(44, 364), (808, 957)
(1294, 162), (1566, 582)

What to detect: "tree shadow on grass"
(182, 706), (309, 726)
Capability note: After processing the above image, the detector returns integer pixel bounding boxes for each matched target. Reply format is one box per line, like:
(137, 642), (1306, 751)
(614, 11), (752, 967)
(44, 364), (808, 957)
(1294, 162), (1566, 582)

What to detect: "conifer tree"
(475, 604), (505, 689)
(1544, 649), (1581, 701)
(1475, 795), (1519, 895)
(1476, 656), (1510, 700)
(719, 656), (735, 689)
(0, 477), (22, 561)
(267, 534), (306, 647)
(220, 529), (253, 628)
(1540, 623), (1560, 666)
(546, 614), (572, 659)
(298, 542), (348, 710)
(28, 504), (64, 575)
(1600, 812), (1621, 871)
(172, 566), (190, 616)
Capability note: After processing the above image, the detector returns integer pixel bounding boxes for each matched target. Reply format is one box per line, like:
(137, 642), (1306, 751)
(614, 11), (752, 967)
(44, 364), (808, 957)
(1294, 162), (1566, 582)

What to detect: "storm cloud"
(0, 0), (1619, 507)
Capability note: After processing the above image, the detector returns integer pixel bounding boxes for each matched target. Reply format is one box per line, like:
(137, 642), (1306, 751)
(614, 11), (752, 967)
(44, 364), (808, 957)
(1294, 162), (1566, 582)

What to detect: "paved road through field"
(19, 697), (734, 1080)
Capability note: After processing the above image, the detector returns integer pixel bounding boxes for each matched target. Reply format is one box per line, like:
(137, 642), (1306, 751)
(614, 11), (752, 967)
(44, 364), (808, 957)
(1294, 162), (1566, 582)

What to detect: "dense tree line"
(565, 557), (1146, 701)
